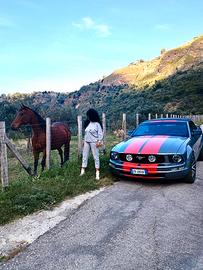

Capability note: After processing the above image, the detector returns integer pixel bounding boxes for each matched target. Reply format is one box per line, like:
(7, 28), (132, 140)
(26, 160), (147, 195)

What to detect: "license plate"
(130, 169), (148, 175)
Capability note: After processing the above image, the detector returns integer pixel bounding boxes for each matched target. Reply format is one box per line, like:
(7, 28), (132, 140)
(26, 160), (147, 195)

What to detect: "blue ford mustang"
(110, 118), (203, 183)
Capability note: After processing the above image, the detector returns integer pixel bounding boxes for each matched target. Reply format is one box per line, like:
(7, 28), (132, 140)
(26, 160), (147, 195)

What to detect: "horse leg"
(58, 148), (64, 167)
(33, 151), (40, 176)
(64, 141), (70, 163)
(41, 149), (46, 171)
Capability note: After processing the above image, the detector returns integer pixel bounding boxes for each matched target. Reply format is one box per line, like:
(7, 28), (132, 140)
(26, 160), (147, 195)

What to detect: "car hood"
(112, 135), (188, 154)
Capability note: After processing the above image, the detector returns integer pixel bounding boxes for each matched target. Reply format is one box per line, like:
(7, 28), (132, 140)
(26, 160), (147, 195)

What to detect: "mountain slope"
(64, 35), (203, 119)
(102, 36), (203, 88)
(1, 35), (203, 134)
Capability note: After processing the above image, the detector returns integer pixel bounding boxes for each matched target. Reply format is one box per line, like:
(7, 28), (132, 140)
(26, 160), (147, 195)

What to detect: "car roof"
(143, 118), (191, 124)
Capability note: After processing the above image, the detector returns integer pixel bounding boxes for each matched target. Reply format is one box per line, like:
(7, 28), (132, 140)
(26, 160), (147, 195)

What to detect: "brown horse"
(11, 105), (71, 175)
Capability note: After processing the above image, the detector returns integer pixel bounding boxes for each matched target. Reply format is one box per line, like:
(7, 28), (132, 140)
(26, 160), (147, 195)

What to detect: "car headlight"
(110, 151), (119, 160)
(126, 154), (133, 161)
(148, 155), (156, 162)
(172, 154), (182, 163)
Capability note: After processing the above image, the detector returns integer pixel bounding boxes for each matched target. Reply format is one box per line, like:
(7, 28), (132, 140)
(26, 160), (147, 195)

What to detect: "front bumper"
(109, 160), (189, 180)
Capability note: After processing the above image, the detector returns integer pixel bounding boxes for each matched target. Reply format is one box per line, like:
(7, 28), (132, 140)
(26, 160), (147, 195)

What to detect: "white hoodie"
(84, 122), (103, 143)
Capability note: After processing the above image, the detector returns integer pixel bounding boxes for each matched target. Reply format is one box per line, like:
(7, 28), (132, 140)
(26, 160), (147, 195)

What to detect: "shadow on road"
(116, 177), (186, 186)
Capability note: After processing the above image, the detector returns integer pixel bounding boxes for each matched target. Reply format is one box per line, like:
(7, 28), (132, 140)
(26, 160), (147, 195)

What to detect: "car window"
(131, 121), (189, 137)
(189, 121), (197, 132)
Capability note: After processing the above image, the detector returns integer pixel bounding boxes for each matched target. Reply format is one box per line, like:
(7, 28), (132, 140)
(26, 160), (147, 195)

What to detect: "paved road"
(1, 162), (203, 270)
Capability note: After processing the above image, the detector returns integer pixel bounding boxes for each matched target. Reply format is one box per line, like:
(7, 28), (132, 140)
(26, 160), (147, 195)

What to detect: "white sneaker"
(96, 170), (100, 180)
(80, 168), (85, 176)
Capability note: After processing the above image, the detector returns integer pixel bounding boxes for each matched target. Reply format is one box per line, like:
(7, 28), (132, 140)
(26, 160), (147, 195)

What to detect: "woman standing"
(80, 109), (103, 180)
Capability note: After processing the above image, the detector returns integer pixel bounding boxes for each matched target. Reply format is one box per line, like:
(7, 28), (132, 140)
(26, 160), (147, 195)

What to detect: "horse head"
(11, 104), (32, 130)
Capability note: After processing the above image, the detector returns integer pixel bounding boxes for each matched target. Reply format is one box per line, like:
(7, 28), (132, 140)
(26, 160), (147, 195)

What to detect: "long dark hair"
(84, 109), (102, 129)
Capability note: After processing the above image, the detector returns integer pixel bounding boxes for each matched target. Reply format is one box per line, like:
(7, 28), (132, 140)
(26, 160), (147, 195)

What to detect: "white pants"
(82, 141), (100, 169)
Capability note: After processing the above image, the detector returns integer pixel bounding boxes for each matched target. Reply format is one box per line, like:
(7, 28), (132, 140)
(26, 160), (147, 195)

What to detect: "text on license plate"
(131, 169), (148, 175)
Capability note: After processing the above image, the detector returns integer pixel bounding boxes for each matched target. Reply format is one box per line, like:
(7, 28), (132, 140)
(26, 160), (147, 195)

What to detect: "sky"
(0, 0), (203, 94)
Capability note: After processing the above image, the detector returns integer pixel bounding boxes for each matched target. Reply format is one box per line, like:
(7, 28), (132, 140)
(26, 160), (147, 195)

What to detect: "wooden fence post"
(122, 113), (127, 140)
(0, 122), (9, 190)
(166, 113), (169, 118)
(136, 113), (139, 127)
(161, 113), (163, 118)
(155, 113), (158, 119)
(102, 113), (106, 153)
(198, 115), (202, 122)
(46, 117), (51, 169)
(148, 113), (151, 120)
(5, 136), (32, 175)
(77, 115), (83, 159)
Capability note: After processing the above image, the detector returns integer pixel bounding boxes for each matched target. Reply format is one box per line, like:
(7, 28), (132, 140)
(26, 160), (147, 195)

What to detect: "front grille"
(119, 154), (166, 164)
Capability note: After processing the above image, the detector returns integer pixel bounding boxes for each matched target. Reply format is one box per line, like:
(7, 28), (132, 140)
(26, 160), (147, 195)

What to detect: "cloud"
(82, 17), (94, 28)
(154, 24), (172, 31)
(72, 17), (111, 37)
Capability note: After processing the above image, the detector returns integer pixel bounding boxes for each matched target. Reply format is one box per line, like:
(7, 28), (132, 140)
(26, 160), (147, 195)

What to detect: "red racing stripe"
(124, 136), (152, 154)
(122, 163), (158, 174)
(139, 163), (158, 174)
(122, 136), (152, 173)
(122, 162), (138, 173)
(140, 135), (169, 154)
(122, 136), (168, 175)
(138, 135), (169, 174)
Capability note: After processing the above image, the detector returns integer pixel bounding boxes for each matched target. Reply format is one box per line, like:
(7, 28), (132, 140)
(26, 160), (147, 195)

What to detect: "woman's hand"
(96, 140), (103, 148)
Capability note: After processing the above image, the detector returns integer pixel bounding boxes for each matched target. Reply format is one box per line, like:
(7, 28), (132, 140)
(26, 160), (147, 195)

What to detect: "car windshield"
(131, 121), (189, 137)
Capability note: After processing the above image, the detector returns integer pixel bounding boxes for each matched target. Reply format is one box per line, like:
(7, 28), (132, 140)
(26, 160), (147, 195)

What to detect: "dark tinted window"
(189, 121), (197, 132)
(131, 121), (189, 137)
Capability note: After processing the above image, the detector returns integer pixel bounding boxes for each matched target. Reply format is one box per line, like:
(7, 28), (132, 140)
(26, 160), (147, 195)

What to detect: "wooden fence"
(1, 113), (203, 190)
(0, 122), (32, 190)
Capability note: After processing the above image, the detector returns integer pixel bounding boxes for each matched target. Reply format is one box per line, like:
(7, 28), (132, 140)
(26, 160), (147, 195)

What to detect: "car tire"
(183, 156), (196, 184)
(198, 146), (203, 161)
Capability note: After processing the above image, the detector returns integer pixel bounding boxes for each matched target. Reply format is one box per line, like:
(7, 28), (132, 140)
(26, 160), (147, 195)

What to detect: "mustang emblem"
(136, 156), (145, 160)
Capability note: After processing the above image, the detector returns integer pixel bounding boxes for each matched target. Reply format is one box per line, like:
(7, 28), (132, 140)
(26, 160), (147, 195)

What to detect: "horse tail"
(64, 123), (71, 135)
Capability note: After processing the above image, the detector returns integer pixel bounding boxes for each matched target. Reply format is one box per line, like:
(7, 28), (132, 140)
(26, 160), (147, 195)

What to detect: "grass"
(0, 242), (27, 262)
(0, 135), (120, 225)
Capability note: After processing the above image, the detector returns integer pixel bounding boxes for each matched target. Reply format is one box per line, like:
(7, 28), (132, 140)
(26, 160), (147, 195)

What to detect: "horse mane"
(20, 105), (46, 131)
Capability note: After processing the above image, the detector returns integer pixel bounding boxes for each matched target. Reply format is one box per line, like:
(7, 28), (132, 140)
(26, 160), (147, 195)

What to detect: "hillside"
(63, 36), (203, 119)
(64, 36), (203, 118)
(102, 36), (203, 88)
(0, 35), (203, 134)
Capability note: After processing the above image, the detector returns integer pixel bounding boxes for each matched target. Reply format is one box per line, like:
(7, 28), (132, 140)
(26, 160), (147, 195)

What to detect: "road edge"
(0, 187), (105, 260)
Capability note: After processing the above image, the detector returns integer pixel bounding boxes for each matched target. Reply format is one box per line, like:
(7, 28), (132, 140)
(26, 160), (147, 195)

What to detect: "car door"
(189, 121), (202, 160)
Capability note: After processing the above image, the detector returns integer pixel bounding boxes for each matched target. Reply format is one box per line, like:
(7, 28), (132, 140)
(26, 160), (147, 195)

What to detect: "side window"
(189, 121), (197, 132)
